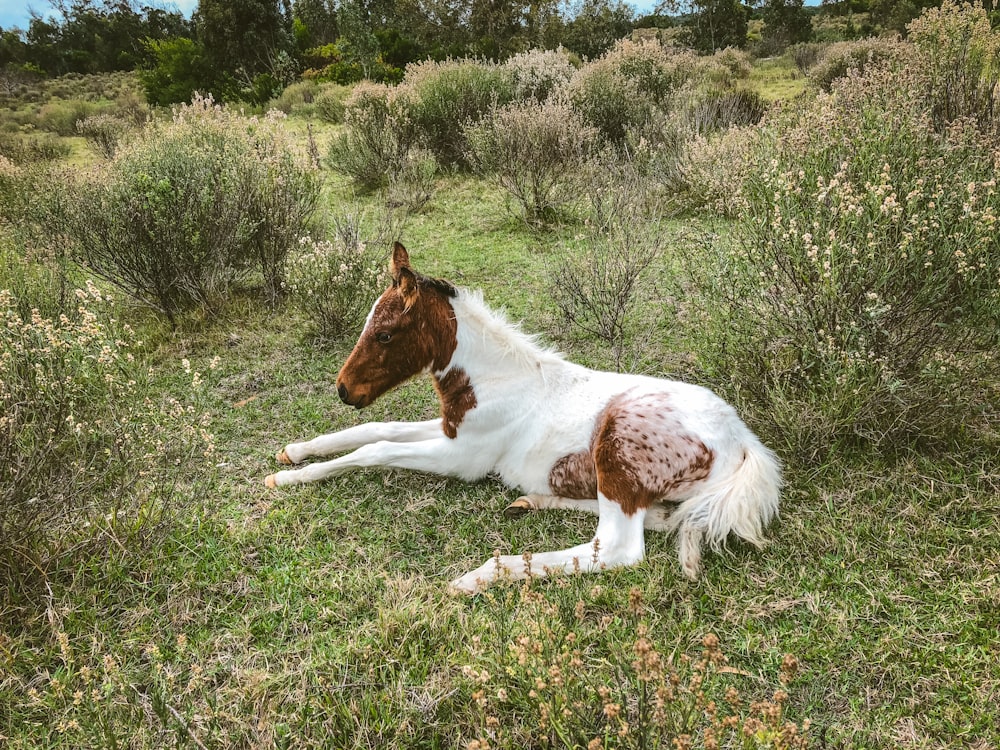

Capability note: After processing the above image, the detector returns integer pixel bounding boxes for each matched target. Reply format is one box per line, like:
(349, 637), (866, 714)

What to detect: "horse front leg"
(450, 494), (647, 595)
(275, 419), (444, 465)
(265, 436), (475, 488)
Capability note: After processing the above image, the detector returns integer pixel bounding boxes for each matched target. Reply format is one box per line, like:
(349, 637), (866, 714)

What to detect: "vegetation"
(2, 1), (999, 748)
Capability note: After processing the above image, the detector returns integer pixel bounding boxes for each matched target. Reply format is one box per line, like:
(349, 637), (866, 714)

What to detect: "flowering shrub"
(0, 274), (215, 602)
(461, 584), (809, 749)
(61, 94), (319, 322)
(76, 112), (133, 159)
(284, 220), (392, 342)
(465, 100), (598, 225)
(503, 48), (576, 102)
(807, 37), (910, 91)
(906, 0), (1000, 136)
(693, 56), (1000, 454)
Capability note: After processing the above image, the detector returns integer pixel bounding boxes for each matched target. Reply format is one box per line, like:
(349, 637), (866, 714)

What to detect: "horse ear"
(391, 242), (410, 278)
(397, 266), (419, 311)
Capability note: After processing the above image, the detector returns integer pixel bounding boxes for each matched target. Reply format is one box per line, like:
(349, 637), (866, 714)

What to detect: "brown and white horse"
(265, 243), (781, 594)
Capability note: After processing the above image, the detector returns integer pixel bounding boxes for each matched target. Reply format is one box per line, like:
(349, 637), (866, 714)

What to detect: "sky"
(0, 0), (199, 31)
(0, 0), (662, 33)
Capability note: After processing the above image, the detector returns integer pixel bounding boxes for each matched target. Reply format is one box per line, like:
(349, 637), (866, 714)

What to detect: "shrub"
(76, 113), (133, 159)
(567, 40), (699, 147)
(906, 0), (1000, 136)
(328, 82), (418, 191)
(683, 88), (768, 135)
(284, 211), (396, 342)
(674, 124), (761, 214)
(807, 37), (910, 91)
(402, 59), (515, 167)
(503, 47), (576, 102)
(465, 99), (598, 225)
(57, 95), (319, 323)
(0, 270), (215, 606)
(789, 41), (825, 72)
(386, 149), (439, 212)
(690, 61), (1000, 455)
(701, 46), (753, 87)
(313, 83), (351, 123)
(549, 162), (664, 370)
(0, 131), (71, 163)
(268, 79), (320, 113)
(35, 98), (104, 136)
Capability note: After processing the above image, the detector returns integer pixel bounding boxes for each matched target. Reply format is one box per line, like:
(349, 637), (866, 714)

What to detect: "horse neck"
(443, 289), (564, 389)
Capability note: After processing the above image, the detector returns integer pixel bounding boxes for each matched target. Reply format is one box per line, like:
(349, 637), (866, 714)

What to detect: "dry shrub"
(807, 36), (910, 91)
(549, 160), (664, 370)
(313, 83), (351, 123)
(328, 82), (418, 190)
(675, 124), (761, 215)
(503, 47), (576, 101)
(465, 99), (598, 225)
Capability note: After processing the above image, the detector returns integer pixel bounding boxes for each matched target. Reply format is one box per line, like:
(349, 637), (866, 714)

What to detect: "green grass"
(748, 56), (809, 102)
(2, 102), (999, 748)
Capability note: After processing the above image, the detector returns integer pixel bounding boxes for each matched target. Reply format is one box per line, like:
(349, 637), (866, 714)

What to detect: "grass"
(2, 64), (999, 748)
(747, 56), (809, 102)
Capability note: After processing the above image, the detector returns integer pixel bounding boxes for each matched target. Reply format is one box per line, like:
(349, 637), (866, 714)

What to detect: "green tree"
(760, 0), (812, 53)
(195, 0), (295, 86)
(292, 0), (339, 47)
(562, 0), (635, 59)
(689, 0), (748, 52)
(140, 37), (215, 106)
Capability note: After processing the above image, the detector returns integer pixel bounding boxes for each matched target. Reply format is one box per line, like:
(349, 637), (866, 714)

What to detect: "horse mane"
(452, 288), (564, 371)
(417, 273), (458, 298)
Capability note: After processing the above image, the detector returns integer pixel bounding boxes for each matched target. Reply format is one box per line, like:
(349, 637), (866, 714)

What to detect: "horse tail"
(666, 432), (782, 578)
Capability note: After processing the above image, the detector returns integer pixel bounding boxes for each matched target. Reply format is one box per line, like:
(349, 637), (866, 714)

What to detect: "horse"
(265, 243), (781, 595)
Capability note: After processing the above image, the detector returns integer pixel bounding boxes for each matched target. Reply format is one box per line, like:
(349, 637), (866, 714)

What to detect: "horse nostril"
(337, 383), (349, 403)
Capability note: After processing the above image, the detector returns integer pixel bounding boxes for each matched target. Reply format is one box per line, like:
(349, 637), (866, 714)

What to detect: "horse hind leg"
(503, 494), (600, 518)
(505, 493), (674, 533)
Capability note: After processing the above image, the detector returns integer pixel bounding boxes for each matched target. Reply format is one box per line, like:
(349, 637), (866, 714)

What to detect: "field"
(2, 22), (999, 750)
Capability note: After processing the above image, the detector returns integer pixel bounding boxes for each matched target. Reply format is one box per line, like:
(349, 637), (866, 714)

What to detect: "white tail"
(668, 436), (782, 578)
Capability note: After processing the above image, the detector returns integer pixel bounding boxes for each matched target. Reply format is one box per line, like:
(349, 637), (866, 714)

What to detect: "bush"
(57, 95), (320, 323)
(328, 82), (418, 191)
(690, 60), (1000, 455)
(503, 47), (576, 102)
(402, 59), (515, 167)
(313, 83), (351, 123)
(386, 149), (438, 212)
(284, 210), (396, 342)
(36, 98), (104, 136)
(567, 40), (699, 147)
(76, 113), (133, 159)
(268, 80), (320, 114)
(906, 0), (1000, 136)
(0, 267), (214, 606)
(807, 37), (910, 91)
(682, 88), (768, 136)
(0, 131), (71, 163)
(465, 99), (598, 225)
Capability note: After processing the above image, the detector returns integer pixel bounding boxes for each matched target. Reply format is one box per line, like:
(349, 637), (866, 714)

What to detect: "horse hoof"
(275, 450), (293, 465)
(264, 474), (278, 489)
(503, 497), (533, 519)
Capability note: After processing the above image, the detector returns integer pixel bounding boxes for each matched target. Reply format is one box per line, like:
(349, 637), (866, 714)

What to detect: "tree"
(688, 0), (748, 53)
(760, 0), (812, 53)
(140, 37), (215, 106)
(562, 0), (636, 60)
(195, 0), (295, 86)
(292, 0), (338, 47)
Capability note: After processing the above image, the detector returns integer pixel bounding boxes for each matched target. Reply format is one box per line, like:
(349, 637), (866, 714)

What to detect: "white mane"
(451, 287), (565, 372)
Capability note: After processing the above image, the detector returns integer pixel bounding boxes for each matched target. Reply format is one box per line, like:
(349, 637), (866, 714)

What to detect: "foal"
(265, 244), (781, 594)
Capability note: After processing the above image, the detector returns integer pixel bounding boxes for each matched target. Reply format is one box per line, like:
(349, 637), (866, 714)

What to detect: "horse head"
(336, 243), (458, 409)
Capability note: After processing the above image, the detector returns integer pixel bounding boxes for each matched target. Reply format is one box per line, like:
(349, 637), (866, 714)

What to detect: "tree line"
(1, 0), (975, 105)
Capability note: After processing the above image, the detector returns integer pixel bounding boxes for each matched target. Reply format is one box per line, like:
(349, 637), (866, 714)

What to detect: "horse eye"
(376, 332), (392, 343)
